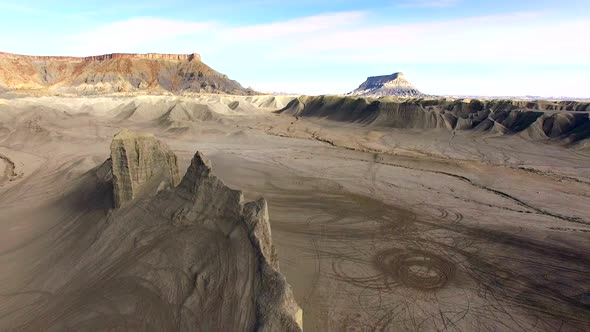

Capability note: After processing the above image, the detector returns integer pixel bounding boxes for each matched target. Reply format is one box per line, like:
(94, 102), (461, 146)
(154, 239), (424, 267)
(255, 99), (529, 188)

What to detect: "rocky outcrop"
(101, 130), (304, 330)
(174, 151), (303, 330)
(0, 51), (252, 95)
(244, 198), (303, 330)
(110, 129), (180, 207)
(4, 130), (304, 330)
(348, 72), (425, 97)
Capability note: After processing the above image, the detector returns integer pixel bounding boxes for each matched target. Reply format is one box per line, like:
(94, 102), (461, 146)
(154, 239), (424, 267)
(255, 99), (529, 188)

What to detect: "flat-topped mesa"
(0, 51), (251, 95)
(0, 52), (201, 62)
(348, 71), (425, 97)
(110, 129), (180, 208)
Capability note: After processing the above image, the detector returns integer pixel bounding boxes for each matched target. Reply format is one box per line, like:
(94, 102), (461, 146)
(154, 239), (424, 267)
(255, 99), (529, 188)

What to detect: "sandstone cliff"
(110, 129), (181, 207)
(0, 52), (201, 62)
(0, 52), (252, 95)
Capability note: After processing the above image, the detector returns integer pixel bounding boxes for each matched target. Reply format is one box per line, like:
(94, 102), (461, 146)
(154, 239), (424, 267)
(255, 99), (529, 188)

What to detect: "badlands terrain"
(0, 53), (589, 331)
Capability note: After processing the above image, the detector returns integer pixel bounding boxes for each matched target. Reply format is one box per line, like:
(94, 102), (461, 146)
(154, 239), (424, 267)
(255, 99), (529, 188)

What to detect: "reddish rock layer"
(0, 52), (201, 62)
(0, 51), (252, 95)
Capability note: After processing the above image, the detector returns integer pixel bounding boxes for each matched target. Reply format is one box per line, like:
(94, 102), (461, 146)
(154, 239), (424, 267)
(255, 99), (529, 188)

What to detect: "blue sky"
(1, 0), (589, 97)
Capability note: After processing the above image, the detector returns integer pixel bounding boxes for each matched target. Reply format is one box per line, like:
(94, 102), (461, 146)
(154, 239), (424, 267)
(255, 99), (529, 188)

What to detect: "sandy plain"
(0, 95), (589, 331)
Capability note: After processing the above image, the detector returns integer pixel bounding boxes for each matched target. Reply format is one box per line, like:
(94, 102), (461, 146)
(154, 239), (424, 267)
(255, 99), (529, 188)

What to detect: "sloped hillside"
(278, 96), (590, 144)
(0, 52), (253, 95)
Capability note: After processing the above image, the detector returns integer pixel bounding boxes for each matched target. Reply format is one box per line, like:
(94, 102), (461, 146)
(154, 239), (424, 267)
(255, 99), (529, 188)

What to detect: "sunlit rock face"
(348, 72), (424, 97)
(110, 129), (180, 207)
(0, 52), (252, 95)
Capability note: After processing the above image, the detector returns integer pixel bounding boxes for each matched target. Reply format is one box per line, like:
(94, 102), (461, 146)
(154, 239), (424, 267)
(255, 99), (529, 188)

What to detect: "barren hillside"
(0, 52), (252, 95)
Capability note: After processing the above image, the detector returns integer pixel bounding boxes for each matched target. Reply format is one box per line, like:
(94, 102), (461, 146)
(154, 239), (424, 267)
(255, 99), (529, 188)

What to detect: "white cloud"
(248, 12), (590, 67)
(223, 11), (367, 39)
(65, 17), (213, 55)
(32, 10), (590, 96)
(397, 0), (461, 8)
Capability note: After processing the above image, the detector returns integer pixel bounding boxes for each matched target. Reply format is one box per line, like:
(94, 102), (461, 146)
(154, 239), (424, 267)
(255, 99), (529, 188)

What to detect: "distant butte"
(348, 72), (426, 98)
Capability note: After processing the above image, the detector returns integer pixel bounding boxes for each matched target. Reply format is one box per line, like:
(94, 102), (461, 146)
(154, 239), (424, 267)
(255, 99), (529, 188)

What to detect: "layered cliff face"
(0, 52), (201, 62)
(348, 72), (425, 97)
(105, 132), (302, 330)
(0, 52), (251, 95)
(110, 129), (181, 207)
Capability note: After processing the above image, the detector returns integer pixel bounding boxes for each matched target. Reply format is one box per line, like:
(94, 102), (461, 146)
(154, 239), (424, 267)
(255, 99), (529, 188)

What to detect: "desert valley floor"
(0, 95), (589, 331)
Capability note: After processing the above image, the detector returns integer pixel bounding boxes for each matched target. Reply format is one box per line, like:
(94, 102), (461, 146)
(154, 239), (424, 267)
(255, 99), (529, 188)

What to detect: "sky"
(1, 0), (589, 97)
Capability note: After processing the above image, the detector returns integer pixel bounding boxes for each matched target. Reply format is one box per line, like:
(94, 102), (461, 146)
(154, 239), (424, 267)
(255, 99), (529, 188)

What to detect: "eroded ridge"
(106, 130), (303, 329)
(4, 130), (302, 331)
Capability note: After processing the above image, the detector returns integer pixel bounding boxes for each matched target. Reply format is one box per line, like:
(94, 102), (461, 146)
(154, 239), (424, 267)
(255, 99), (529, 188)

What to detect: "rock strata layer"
(0, 52), (201, 62)
(348, 72), (424, 97)
(110, 129), (180, 207)
(0, 52), (252, 95)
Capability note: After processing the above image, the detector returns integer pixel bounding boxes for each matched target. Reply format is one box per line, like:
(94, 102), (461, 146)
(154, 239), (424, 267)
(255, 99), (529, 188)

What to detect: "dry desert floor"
(0, 95), (589, 331)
